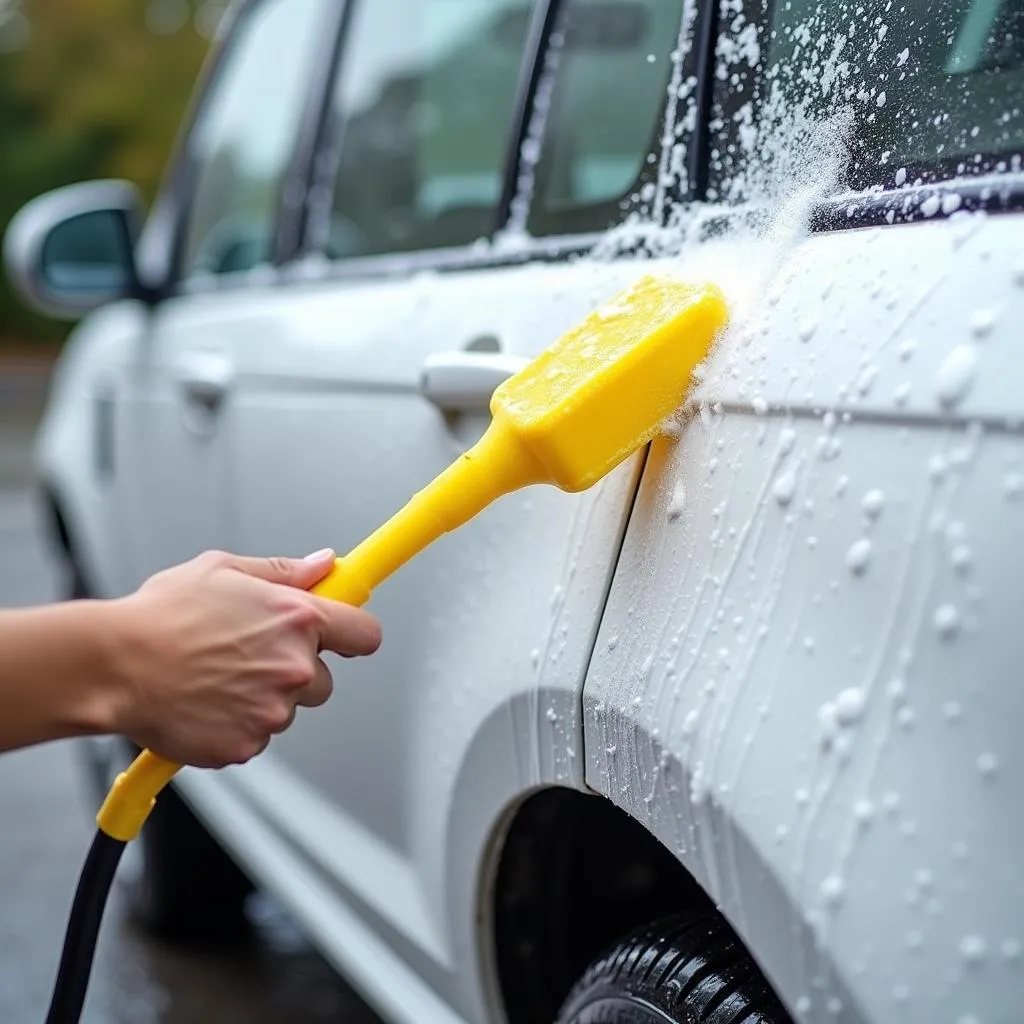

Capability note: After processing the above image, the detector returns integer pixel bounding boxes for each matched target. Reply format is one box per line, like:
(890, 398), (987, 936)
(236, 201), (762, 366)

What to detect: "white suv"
(5, 1), (1023, 1023)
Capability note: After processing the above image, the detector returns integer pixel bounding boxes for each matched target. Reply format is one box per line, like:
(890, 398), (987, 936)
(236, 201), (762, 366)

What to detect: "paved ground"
(0, 386), (383, 1023)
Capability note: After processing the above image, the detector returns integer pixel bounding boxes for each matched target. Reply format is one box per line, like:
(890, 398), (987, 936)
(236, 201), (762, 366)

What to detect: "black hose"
(44, 829), (125, 1024)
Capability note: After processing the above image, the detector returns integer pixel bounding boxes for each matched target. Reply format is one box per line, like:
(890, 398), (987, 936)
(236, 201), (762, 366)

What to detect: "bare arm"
(0, 548), (381, 767)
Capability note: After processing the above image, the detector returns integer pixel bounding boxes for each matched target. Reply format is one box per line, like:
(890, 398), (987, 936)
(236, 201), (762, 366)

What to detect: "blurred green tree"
(0, 0), (215, 349)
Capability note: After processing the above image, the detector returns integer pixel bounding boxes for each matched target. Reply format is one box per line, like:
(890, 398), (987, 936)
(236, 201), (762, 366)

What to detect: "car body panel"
(100, 257), (653, 1022)
(583, 209), (1024, 1024)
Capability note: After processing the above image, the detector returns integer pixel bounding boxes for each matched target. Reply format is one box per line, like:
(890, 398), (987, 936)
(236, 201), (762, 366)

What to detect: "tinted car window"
(526, 0), (683, 237)
(710, 0), (1024, 201)
(178, 0), (330, 279)
(315, 0), (531, 259)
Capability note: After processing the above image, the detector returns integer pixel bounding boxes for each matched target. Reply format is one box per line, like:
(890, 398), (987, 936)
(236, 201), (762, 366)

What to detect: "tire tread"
(557, 912), (791, 1024)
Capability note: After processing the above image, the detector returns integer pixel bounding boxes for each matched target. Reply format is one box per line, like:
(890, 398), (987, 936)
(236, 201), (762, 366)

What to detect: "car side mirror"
(3, 180), (146, 320)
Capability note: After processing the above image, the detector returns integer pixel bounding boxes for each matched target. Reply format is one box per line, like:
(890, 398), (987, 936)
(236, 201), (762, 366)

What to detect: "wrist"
(69, 598), (141, 738)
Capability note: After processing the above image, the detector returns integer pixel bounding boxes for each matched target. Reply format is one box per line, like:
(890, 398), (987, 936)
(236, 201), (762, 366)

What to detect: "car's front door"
(119, 0), (335, 584)
(198, 0), (694, 1013)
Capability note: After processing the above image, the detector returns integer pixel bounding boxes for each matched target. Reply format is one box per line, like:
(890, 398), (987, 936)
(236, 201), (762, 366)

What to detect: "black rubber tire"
(557, 913), (792, 1024)
(79, 735), (255, 946)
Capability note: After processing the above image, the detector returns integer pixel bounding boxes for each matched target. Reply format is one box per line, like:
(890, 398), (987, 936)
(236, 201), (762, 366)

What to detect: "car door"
(180, 0), (699, 1014)
(118, 0), (337, 584)
(582, 3), (1024, 1024)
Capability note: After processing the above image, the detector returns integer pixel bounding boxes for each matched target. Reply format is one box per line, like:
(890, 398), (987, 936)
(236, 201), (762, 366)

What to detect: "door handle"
(176, 351), (233, 412)
(420, 351), (527, 413)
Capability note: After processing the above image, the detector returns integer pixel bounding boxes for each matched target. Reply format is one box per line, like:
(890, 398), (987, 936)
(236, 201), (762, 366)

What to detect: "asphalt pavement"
(0, 390), (383, 1023)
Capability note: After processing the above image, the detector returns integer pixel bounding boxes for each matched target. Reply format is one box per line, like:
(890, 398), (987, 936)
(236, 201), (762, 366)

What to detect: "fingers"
(311, 597), (382, 657)
(295, 657), (334, 708)
(217, 548), (337, 590)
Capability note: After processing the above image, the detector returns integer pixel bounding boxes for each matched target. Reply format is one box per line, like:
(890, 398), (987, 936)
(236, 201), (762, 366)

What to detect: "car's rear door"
(582, 4), (1024, 1024)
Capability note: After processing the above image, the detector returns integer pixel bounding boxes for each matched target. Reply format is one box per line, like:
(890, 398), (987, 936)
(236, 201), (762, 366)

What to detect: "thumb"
(223, 548), (337, 590)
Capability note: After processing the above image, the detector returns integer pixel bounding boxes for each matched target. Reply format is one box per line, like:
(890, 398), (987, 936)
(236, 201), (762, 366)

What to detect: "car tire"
(80, 735), (254, 943)
(130, 759), (254, 943)
(557, 913), (792, 1024)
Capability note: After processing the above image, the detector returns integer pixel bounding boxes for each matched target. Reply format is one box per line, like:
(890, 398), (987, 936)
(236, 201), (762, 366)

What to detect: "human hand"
(109, 548), (381, 768)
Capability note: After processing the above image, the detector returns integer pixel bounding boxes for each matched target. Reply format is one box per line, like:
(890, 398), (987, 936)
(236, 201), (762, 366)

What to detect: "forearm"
(0, 600), (128, 753)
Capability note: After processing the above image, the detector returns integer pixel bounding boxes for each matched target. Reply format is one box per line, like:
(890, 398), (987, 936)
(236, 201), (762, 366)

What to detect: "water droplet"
(920, 194), (941, 218)
(799, 319), (818, 342)
(950, 544), (972, 574)
(897, 705), (915, 729)
(970, 308), (997, 338)
(1005, 472), (1023, 500)
(820, 874), (844, 907)
(960, 934), (987, 964)
(795, 995), (811, 1015)
(752, 396), (768, 415)
(941, 193), (962, 215)
(957, 1015), (980, 1024)
(854, 798), (874, 825)
(826, 997), (842, 1015)
(846, 538), (873, 575)
(977, 752), (997, 778)
(906, 930), (923, 949)
(834, 474), (849, 497)
(772, 467), (798, 507)
(892, 983), (911, 1002)
(882, 791), (901, 814)
(546, 707), (559, 723)
(894, 381), (912, 406)
(943, 700), (963, 721)
(934, 604), (961, 639)
(530, 648), (541, 668)
(896, 47), (909, 67)
(818, 435), (843, 461)
(779, 428), (797, 455)
(861, 489), (885, 519)
(795, 786), (810, 806)
(895, 165), (908, 184)
(876, 90), (887, 107)
(928, 453), (948, 483)
(835, 687), (866, 724)
(914, 867), (934, 888)
(804, 636), (816, 654)
(1000, 938), (1022, 962)
(935, 345), (979, 409)
(667, 480), (687, 520)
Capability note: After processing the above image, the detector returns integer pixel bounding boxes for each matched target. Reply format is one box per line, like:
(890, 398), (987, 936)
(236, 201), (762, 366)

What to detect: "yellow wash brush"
(98, 274), (728, 841)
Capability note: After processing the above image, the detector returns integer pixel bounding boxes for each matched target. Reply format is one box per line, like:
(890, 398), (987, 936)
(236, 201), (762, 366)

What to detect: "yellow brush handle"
(96, 558), (371, 842)
(96, 422), (534, 842)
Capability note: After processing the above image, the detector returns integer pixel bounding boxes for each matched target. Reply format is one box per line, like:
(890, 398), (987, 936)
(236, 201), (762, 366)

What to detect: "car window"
(313, 0), (531, 260)
(177, 0), (330, 280)
(709, 0), (1024, 202)
(526, 0), (684, 237)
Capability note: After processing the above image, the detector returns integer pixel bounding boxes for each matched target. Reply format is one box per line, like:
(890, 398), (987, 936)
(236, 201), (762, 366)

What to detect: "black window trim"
(287, 0), (714, 285)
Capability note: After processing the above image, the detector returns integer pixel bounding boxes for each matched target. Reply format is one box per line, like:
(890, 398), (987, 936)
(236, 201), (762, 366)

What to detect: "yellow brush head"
(491, 275), (728, 492)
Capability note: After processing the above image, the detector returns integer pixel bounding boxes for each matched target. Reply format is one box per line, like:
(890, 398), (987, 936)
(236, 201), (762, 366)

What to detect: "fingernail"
(303, 547), (334, 562)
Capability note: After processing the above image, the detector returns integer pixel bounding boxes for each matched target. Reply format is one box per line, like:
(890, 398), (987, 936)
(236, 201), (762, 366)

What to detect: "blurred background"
(0, 0), (221, 352)
(0, 3), (382, 1020)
